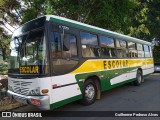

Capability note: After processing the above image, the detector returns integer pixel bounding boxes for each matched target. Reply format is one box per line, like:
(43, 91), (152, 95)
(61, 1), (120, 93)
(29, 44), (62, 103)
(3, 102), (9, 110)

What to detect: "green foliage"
(88, 0), (136, 32)
(0, 0), (21, 35)
(0, 63), (8, 75)
(0, 35), (10, 61)
(20, 0), (47, 24)
(45, 0), (136, 33)
(128, 0), (160, 41)
(21, 8), (38, 24)
(153, 42), (160, 62)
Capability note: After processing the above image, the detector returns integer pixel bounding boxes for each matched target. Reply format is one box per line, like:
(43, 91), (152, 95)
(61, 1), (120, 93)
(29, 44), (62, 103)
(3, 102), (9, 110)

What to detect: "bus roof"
(46, 15), (151, 46)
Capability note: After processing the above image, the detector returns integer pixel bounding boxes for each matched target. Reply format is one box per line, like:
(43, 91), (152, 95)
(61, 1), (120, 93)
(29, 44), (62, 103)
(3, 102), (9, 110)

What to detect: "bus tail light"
(30, 99), (41, 106)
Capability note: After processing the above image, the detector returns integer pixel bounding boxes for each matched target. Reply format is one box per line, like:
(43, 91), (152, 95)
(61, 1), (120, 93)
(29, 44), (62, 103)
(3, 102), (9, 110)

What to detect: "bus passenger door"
(49, 22), (82, 108)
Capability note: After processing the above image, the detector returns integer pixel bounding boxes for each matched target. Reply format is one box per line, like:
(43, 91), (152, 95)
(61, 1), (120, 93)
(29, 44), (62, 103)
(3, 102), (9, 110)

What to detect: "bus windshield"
(8, 29), (48, 75)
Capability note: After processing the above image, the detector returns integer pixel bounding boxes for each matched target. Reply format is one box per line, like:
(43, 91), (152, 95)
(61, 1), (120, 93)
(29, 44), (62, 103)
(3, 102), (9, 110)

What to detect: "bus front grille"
(10, 80), (32, 95)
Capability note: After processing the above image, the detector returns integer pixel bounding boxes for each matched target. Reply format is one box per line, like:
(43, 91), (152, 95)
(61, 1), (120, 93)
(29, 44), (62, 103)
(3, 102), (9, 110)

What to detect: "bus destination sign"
(20, 66), (39, 74)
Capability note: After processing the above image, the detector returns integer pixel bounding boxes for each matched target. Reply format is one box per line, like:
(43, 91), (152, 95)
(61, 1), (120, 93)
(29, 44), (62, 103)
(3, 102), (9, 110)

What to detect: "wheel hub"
(85, 84), (95, 101)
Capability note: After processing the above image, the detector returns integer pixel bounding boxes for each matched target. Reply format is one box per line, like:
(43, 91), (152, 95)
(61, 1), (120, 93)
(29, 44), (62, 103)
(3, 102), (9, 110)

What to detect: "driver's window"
(63, 35), (78, 58)
(50, 32), (62, 58)
(50, 32), (78, 74)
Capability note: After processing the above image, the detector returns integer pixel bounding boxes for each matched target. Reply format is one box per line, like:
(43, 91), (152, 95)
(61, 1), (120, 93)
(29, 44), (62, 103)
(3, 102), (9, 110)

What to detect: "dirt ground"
(0, 78), (24, 111)
(0, 102), (23, 111)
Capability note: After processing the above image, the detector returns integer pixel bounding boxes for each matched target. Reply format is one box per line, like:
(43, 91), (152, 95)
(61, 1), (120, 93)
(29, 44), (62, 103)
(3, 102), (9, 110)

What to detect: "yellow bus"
(8, 15), (154, 110)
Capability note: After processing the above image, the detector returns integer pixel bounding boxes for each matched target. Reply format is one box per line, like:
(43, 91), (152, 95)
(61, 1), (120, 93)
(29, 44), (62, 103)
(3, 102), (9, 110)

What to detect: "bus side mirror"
(63, 34), (70, 51)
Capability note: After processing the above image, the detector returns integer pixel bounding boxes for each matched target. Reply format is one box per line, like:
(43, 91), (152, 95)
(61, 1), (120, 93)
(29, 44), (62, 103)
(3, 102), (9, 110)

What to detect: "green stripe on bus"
(75, 66), (138, 91)
(50, 95), (82, 109)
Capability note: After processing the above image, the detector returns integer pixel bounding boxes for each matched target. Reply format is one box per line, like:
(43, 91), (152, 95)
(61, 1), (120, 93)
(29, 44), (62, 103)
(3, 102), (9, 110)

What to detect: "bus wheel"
(81, 80), (97, 105)
(133, 70), (142, 86)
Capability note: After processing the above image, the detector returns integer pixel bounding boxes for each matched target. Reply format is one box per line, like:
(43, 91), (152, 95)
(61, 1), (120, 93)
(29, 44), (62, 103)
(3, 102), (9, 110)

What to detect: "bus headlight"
(29, 87), (40, 95)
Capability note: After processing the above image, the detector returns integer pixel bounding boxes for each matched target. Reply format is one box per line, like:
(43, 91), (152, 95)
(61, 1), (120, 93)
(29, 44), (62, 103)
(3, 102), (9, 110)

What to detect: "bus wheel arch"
(81, 76), (101, 105)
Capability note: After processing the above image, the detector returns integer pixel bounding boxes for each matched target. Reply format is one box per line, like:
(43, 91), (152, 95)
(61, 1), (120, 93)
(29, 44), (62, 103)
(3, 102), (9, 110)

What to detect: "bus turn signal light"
(41, 89), (49, 94)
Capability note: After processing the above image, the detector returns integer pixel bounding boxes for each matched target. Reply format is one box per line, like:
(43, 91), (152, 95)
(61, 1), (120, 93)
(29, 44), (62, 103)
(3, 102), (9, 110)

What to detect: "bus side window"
(80, 32), (100, 58)
(116, 39), (127, 58)
(63, 34), (78, 58)
(99, 36), (116, 58)
(51, 32), (78, 58)
(128, 42), (137, 58)
(50, 32), (79, 73)
(137, 43), (144, 58)
(144, 45), (150, 58)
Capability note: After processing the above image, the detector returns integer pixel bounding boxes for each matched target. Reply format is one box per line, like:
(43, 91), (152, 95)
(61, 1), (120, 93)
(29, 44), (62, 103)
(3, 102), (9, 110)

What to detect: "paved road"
(8, 73), (160, 119)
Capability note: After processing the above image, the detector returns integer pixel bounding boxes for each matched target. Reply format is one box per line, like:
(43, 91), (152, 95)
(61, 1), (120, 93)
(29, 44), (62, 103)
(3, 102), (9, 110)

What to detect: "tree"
(0, 0), (136, 35)
(0, 35), (10, 61)
(46, 0), (136, 33)
(20, 0), (47, 24)
(128, 0), (160, 41)
(153, 41), (160, 62)
(0, 0), (21, 35)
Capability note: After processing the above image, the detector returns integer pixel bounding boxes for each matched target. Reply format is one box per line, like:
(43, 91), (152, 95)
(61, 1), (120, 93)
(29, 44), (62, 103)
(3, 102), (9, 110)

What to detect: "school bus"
(8, 15), (154, 110)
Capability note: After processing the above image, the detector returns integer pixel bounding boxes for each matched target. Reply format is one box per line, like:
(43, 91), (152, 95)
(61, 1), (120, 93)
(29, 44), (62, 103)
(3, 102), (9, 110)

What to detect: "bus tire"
(133, 70), (142, 86)
(81, 80), (97, 105)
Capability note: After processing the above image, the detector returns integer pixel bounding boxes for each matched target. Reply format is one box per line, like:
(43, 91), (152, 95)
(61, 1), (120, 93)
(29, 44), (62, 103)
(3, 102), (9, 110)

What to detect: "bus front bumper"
(7, 90), (50, 110)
